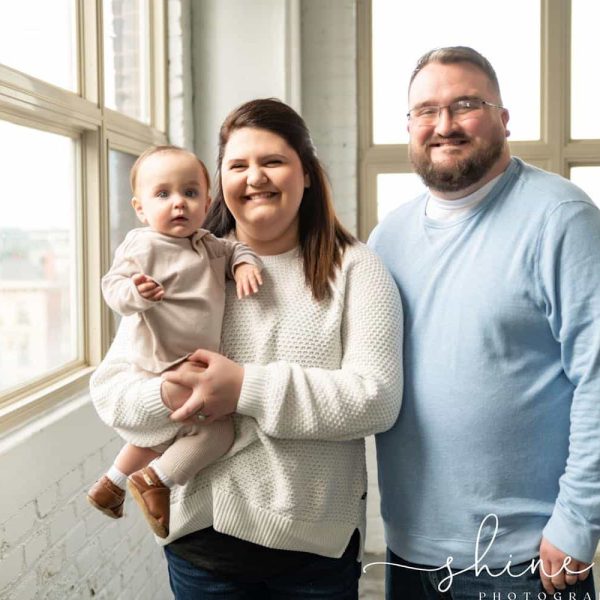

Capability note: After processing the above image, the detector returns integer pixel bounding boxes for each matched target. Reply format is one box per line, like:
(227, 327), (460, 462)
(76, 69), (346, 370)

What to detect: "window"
(0, 0), (167, 433)
(103, 0), (150, 122)
(358, 0), (600, 235)
(0, 122), (78, 395)
(0, 0), (77, 91)
(107, 148), (139, 335)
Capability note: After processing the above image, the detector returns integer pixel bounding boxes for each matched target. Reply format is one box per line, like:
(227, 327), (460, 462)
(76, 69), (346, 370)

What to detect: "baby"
(87, 145), (262, 538)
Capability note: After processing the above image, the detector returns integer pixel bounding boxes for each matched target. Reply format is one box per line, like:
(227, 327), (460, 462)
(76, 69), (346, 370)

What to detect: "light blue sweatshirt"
(369, 158), (600, 568)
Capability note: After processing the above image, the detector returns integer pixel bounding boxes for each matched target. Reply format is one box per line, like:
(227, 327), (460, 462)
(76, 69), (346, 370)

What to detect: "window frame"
(0, 0), (168, 434)
(357, 0), (600, 239)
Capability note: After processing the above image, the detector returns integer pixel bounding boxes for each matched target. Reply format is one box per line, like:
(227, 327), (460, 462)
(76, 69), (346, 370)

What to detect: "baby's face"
(132, 151), (210, 237)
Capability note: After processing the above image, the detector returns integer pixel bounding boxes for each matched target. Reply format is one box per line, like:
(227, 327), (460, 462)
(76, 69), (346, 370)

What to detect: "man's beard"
(410, 134), (505, 193)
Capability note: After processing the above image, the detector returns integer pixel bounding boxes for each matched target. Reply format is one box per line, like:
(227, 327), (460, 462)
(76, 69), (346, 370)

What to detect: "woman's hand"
(162, 349), (244, 423)
(161, 360), (205, 411)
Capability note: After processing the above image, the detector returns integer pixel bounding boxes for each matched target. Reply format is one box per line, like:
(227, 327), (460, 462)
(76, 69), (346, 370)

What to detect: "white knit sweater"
(90, 242), (403, 557)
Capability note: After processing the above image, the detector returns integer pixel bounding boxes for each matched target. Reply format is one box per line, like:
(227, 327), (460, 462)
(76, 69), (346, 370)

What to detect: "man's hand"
(162, 349), (243, 423)
(538, 537), (592, 594)
(133, 273), (164, 301)
(233, 263), (263, 299)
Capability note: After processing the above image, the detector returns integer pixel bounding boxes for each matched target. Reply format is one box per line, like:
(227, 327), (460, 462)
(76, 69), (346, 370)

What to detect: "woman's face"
(221, 127), (309, 255)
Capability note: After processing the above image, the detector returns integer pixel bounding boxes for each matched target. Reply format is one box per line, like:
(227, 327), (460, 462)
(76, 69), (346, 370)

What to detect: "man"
(369, 46), (600, 599)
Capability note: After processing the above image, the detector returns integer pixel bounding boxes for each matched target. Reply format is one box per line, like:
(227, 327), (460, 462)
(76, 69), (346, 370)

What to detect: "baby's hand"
(234, 263), (263, 299)
(132, 273), (165, 301)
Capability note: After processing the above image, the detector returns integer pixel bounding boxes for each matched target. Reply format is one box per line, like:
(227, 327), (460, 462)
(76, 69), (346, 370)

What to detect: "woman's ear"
(304, 172), (310, 188)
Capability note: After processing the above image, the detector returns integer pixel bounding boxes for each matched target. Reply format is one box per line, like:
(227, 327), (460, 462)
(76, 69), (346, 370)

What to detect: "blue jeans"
(164, 545), (361, 599)
(385, 548), (596, 600)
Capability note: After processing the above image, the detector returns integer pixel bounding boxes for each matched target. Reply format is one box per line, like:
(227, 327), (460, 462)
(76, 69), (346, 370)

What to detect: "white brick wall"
(0, 401), (171, 600)
(301, 0), (358, 235)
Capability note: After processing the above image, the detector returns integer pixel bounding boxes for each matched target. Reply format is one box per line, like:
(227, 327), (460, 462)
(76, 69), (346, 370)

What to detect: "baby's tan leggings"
(152, 417), (235, 485)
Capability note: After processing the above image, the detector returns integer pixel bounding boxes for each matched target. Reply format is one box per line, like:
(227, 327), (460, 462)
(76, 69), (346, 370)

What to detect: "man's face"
(407, 61), (510, 196)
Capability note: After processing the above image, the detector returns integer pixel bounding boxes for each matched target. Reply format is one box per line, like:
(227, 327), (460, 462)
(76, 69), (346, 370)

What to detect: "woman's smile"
(243, 191), (279, 201)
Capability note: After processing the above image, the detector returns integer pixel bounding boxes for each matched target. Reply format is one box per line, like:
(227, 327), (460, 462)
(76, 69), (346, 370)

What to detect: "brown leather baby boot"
(87, 475), (126, 519)
(128, 466), (170, 538)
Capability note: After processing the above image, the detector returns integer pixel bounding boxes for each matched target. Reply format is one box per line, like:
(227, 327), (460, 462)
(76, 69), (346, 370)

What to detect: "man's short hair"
(409, 46), (502, 100)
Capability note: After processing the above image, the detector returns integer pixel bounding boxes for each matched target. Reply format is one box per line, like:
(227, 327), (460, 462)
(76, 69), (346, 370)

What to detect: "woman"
(90, 98), (403, 599)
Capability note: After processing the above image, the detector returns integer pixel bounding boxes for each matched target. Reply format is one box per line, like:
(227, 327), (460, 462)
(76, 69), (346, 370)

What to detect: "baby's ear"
(131, 197), (147, 224)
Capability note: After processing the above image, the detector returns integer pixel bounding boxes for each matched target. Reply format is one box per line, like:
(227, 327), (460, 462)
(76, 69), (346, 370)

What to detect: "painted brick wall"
(0, 401), (170, 600)
(301, 0), (358, 236)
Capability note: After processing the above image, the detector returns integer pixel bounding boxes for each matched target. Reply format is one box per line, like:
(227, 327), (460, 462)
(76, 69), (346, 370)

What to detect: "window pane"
(108, 149), (139, 333)
(0, 0), (77, 91)
(571, 0), (600, 139)
(0, 121), (78, 393)
(570, 167), (600, 207)
(103, 0), (150, 123)
(372, 0), (540, 144)
(377, 173), (425, 222)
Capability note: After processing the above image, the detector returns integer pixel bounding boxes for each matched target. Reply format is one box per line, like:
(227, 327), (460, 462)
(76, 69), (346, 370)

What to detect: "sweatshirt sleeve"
(89, 318), (180, 447)
(538, 199), (600, 563)
(236, 246), (403, 441)
(101, 235), (160, 316)
(211, 236), (263, 279)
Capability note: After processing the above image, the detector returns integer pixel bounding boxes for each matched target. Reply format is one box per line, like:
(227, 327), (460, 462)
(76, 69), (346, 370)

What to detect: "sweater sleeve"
(89, 318), (180, 447)
(101, 235), (160, 316)
(228, 241), (263, 276)
(236, 247), (403, 441)
(203, 234), (263, 279)
(538, 200), (600, 563)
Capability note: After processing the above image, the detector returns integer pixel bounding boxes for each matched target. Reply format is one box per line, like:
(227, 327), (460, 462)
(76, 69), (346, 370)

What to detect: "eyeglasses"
(406, 98), (503, 125)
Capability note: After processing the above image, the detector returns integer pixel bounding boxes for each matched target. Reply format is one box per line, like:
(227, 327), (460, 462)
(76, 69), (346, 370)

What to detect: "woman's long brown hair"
(204, 98), (356, 301)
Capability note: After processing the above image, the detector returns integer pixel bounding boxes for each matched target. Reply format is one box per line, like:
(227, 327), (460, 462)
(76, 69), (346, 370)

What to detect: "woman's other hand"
(162, 349), (243, 423)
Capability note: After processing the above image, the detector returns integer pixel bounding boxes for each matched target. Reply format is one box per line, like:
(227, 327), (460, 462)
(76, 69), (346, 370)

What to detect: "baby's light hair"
(130, 145), (211, 195)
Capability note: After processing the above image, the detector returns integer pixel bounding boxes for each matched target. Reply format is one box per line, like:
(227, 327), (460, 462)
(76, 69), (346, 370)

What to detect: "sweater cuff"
(542, 503), (599, 563)
(237, 364), (268, 418)
(139, 377), (171, 418)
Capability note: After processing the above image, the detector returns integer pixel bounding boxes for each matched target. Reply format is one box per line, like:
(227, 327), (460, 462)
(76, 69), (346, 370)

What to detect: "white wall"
(301, 0), (358, 234)
(191, 0), (301, 170)
(190, 0), (361, 237)
(0, 401), (170, 600)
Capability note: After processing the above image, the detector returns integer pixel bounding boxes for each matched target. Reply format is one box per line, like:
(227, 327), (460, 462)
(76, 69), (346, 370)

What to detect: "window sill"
(0, 367), (96, 438)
